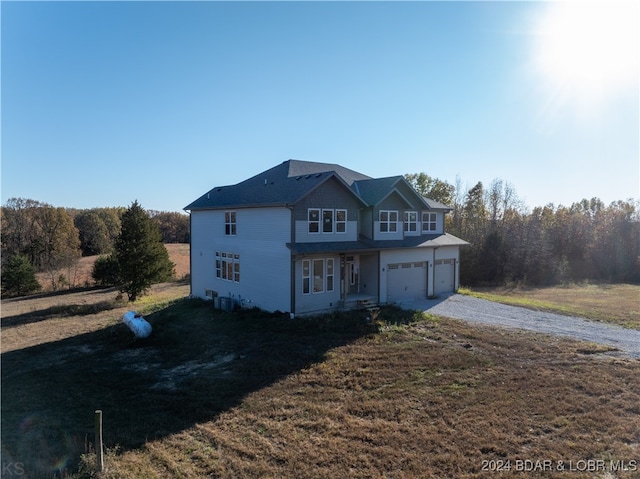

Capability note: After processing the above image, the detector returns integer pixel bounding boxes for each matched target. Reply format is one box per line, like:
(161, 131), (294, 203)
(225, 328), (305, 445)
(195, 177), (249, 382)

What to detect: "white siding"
(190, 207), (292, 312)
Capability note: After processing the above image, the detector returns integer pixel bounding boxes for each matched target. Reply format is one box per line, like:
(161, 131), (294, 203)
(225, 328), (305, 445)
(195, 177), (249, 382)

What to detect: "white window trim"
(308, 208), (347, 234)
(379, 210), (398, 233)
(404, 211), (418, 232)
(225, 211), (236, 236)
(335, 209), (347, 234)
(302, 260), (311, 294)
(216, 251), (240, 283)
(312, 258), (324, 293)
(302, 257), (335, 294)
(327, 258), (334, 292)
(322, 209), (334, 233)
(308, 208), (320, 234)
(422, 212), (437, 233)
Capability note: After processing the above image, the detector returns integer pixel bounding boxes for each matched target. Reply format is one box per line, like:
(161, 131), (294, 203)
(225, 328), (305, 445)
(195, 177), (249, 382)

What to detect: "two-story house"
(184, 160), (468, 316)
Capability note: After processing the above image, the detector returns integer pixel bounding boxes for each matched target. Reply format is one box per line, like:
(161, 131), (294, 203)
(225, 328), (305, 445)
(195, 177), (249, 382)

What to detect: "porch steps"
(357, 299), (381, 319)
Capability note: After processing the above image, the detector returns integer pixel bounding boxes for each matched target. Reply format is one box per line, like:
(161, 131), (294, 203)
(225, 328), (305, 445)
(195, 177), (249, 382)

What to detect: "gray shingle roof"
(287, 233), (469, 254)
(184, 159), (449, 211)
(422, 197), (452, 210)
(352, 176), (404, 206)
(286, 160), (371, 185)
(185, 160), (363, 210)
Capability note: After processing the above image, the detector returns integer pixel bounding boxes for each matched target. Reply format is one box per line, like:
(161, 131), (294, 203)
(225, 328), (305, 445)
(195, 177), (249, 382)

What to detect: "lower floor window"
(302, 258), (334, 294)
(216, 251), (240, 282)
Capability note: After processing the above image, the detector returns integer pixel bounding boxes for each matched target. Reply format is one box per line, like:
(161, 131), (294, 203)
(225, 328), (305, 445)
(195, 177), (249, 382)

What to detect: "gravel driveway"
(401, 294), (640, 359)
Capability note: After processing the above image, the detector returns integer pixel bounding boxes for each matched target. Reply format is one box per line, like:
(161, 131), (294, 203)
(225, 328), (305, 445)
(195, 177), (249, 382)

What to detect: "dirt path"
(403, 294), (640, 358)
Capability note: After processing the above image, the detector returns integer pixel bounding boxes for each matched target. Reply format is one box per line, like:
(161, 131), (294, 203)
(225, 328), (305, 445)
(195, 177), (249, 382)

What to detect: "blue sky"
(2, 1), (638, 213)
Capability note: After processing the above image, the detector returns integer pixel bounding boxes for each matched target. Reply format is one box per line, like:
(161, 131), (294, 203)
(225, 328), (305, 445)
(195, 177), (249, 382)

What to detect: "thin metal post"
(95, 409), (104, 472)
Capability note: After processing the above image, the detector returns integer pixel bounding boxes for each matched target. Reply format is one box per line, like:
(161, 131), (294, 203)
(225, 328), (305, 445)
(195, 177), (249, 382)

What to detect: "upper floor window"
(422, 212), (437, 232)
(225, 211), (236, 236)
(379, 210), (398, 233)
(308, 209), (320, 233)
(323, 209), (333, 233)
(336, 209), (347, 233)
(404, 211), (418, 232)
(309, 208), (347, 234)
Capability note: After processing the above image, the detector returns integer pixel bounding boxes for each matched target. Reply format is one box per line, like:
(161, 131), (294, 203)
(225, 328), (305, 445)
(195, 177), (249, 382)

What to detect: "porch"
(340, 292), (379, 314)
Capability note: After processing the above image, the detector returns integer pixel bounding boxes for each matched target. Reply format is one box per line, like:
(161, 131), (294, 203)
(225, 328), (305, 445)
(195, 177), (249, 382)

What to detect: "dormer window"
(336, 209), (347, 233)
(422, 212), (437, 232)
(308, 209), (320, 233)
(309, 208), (347, 234)
(379, 210), (398, 232)
(404, 211), (418, 232)
(323, 209), (333, 233)
(225, 211), (236, 235)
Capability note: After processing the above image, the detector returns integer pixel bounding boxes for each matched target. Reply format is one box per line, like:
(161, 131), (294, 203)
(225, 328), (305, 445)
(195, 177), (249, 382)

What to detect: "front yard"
(1, 282), (639, 478)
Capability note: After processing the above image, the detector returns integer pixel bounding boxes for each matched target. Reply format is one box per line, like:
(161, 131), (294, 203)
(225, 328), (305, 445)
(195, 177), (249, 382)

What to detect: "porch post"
(340, 254), (346, 305)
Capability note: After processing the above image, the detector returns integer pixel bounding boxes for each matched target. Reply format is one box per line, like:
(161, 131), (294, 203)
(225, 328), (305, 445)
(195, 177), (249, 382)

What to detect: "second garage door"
(387, 262), (427, 302)
(434, 259), (455, 295)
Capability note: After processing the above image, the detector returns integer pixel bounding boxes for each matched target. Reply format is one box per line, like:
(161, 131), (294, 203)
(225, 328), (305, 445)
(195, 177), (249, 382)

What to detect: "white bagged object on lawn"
(122, 311), (152, 338)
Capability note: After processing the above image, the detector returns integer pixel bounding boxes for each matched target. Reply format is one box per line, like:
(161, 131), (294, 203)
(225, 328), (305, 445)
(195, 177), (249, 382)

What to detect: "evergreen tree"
(114, 201), (175, 301)
(91, 254), (121, 287)
(1, 254), (41, 297)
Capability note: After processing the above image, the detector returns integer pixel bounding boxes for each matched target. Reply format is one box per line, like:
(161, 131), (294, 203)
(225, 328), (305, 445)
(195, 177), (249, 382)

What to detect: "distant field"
(460, 283), (640, 329)
(1, 283), (639, 478)
(34, 243), (190, 292)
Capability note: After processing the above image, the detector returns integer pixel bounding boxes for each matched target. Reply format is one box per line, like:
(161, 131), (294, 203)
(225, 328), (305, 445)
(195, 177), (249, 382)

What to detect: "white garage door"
(434, 259), (455, 295)
(387, 262), (427, 302)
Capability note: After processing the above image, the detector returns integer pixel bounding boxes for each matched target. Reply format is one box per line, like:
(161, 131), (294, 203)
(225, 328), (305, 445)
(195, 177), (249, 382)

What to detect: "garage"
(387, 262), (427, 302)
(434, 259), (455, 295)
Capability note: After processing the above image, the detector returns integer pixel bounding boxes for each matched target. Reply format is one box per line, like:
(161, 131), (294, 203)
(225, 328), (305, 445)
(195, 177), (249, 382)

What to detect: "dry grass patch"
(32, 243), (190, 293)
(1, 282), (190, 352)
(460, 283), (640, 329)
(3, 289), (639, 478)
(83, 313), (639, 479)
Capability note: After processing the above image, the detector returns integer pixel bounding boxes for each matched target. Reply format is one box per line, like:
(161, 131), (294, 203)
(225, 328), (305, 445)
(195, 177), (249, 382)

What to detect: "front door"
(346, 256), (359, 294)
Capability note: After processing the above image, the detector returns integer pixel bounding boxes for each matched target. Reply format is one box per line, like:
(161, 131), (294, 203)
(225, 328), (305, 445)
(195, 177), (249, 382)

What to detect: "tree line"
(2, 178), (639, 296)
(406, 173), (640, 286)
(1, 198), (188, 295)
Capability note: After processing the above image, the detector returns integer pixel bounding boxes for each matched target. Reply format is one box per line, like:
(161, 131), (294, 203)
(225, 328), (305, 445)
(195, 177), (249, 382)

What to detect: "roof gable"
(353, 176), (431, 209)
(185, 160), (370, 210)
(184, 159), (448, 211)
(286, 160), (371, 185)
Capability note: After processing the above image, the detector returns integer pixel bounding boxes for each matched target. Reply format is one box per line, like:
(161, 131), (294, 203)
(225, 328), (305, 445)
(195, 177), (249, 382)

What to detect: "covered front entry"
(387, 261), (427, 302)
